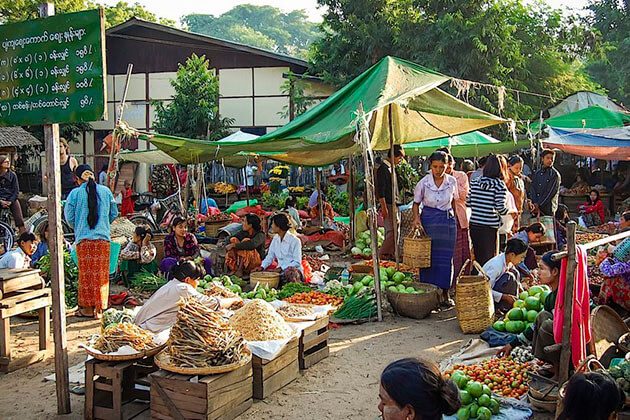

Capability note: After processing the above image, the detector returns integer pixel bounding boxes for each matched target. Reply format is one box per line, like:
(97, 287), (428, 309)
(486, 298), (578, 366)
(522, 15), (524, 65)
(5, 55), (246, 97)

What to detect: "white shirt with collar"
(482, 253), (511, 303)
(413, 173), (459, 211)
(261, 231), (303, 272)
(0, 247), (31, 269)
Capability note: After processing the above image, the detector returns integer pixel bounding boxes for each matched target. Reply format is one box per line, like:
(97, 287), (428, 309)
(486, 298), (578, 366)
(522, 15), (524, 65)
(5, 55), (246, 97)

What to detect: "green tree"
(153, 54), (233, 140)
(585, 0), (629, 105)
(182, 5), (319, 58)
(310, 0), (599, 123)
(90, 1), (176, 28)
(0, 0), (86, 23)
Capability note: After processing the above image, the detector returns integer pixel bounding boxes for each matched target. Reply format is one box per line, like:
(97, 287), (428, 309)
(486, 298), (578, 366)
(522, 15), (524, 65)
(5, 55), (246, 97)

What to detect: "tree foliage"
(0, 0), (174, 28)
(585, 0), (630, 105)
(92, 1), (176, 28)
(152, 54), (232, 140)
(310, 0), (600, 124)
(182, 5), (319, 58)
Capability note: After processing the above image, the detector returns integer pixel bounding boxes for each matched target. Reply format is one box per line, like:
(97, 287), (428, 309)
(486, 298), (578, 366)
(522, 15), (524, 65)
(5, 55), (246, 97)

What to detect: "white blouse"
(413, 174), (459, 211)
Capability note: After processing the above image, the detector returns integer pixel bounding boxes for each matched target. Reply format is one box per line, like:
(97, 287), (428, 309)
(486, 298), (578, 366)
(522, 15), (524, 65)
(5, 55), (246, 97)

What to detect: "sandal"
(76, 308), (94, 318)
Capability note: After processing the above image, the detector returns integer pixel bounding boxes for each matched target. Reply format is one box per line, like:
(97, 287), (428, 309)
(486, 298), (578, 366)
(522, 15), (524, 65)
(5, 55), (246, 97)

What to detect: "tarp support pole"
(107, 63), (133, 193)
(388, 104), (400, 268)
(555, 221), (577, 418)
(358, 103), (383, 321)
(316, 170), (324, 227)
(348, 155), (356, 243)
(40, 3), (70, 414)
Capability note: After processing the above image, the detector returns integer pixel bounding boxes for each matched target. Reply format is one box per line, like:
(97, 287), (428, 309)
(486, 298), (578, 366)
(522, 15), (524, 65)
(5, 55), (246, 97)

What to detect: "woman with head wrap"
(64, 164), (118, 318)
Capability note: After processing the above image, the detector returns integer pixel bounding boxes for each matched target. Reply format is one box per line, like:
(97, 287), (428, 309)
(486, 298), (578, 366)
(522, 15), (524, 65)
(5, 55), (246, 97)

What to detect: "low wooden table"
(0, 268), (51, 373)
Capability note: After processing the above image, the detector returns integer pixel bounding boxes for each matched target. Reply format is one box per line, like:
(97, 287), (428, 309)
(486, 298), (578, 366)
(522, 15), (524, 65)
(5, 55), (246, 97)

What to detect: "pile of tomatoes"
(283, 291), (344, 307)
(445, 357), (532, 399)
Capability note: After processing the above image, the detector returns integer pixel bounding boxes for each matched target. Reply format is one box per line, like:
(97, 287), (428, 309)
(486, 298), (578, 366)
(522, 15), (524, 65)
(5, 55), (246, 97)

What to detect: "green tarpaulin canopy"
(403, 131), (531, 157)
(530, 105), (630, 132)
(202, 56), (506, 165)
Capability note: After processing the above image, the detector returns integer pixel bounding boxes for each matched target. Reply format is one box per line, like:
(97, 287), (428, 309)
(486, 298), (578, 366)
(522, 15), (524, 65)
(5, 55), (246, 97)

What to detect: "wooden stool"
(0, 268), (51, 373)
(85, 358), (157, 420)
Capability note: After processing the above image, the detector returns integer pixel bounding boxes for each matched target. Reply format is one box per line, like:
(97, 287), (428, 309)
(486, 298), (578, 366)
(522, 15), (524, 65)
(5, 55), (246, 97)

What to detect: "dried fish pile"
(168, 297), (246, 368)
(204, 284), (243, 309)
(230, 299), (294, 341)
(277, 304), (313, 319)
(94, 323), (154, 353)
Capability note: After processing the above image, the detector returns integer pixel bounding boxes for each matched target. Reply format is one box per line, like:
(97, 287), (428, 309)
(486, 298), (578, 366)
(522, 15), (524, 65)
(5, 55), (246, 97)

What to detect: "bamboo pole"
(357, 103), (383, 321)
(555, 221), (577, 418)
(348, 156), (356, 243)
(551, 230), (630, 261)
(388, 105), (400, 268)
(107, 63), (133, 192)
(316, 170), (324, 227)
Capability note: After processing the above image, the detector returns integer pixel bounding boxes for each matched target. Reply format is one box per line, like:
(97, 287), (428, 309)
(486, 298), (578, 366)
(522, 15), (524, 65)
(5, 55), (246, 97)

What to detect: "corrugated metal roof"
(0, 127), (41, 148)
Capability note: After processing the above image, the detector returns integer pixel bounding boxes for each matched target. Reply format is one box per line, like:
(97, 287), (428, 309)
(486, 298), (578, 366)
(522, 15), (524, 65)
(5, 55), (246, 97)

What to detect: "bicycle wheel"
(0, 222), (15, 253)
(129, 215), (158, 232)
(31, 215), (75, 243)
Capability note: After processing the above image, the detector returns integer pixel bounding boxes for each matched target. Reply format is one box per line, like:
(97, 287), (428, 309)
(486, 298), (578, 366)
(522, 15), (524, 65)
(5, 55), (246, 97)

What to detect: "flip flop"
(75, 309), (94, 318)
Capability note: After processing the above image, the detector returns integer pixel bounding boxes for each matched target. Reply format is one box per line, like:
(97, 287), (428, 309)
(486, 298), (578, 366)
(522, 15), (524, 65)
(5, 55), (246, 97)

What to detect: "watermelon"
(526, 310), (538, 322)
(362, 248), (371, 257)
(525, 296), (541, 311)
(505, 320), (525, 333)
(507, 308), (524, 321)
(351, 247), (362, 255)
(493, 320), (506, 332)
(392, 272), (406, 283)
(528, 285), (543, 296)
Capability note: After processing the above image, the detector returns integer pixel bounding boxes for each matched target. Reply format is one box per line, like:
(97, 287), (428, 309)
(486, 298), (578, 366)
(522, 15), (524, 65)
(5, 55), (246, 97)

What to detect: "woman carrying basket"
(412, 151), (459, 308)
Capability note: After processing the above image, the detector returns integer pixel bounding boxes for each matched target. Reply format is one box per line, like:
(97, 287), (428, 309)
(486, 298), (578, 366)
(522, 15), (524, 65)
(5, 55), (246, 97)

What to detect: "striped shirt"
(466, 177), (509, 228)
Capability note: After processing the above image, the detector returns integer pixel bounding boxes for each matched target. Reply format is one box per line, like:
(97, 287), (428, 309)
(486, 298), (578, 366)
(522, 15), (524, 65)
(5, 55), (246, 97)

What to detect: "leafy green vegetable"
(277, 282), (312, 299)
(37, 251), (79, 309)
(130, 272), (167, 292)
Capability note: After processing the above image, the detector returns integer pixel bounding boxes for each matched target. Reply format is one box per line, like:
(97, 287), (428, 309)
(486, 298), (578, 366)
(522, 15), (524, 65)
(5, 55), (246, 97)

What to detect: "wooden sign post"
(0, 4), (107, 413)
(39, 4), (70, 414)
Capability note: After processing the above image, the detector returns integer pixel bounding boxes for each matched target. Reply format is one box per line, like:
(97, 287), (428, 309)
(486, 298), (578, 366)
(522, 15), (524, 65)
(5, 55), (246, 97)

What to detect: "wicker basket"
(250, 271), (280, 289)
(205, 220), (230, 237)
(455, 260), (494, 334)
(591, 305), (629, 362)
(528, 390), (557, 413)
(402, 229), (431, 269)
(386, 282), (439, 319)
(154, 348), (252, 375)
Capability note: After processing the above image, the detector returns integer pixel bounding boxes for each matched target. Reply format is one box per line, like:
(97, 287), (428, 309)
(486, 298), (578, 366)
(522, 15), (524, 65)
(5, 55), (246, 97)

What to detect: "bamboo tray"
(83, 342), (166, 362)
(154, 348), (252, 375)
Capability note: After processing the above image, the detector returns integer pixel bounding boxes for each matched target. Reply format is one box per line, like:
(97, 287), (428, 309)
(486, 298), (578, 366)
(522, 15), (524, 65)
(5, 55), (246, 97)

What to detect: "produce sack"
(226, 199), (259, 214)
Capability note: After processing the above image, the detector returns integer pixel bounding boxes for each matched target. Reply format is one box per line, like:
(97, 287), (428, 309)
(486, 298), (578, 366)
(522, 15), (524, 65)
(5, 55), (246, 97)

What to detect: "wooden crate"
(85, 358), (156, 420)
(0, 268), (50, 373)
(150, 362), (253, 420)
(299, 316), (330, 370)
(252, 337), (299, 400)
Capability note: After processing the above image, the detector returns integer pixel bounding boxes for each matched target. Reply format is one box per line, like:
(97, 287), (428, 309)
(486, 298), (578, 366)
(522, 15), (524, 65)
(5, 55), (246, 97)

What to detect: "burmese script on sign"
(0, 8), (106, 126)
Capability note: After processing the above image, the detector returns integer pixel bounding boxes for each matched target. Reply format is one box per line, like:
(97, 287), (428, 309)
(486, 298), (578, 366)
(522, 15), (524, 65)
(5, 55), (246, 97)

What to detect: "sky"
(102, 0), (592, 25)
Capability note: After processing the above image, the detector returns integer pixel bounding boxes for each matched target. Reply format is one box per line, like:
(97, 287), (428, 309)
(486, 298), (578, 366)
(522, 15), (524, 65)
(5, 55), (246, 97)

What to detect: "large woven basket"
(455, 260), (494, 334)
(386, 282), (439, 319)
(154, 348), (252, 375)
(250, 271), (280, 289)
(205, 220), (230, 237)
(402, 229), (431, 269)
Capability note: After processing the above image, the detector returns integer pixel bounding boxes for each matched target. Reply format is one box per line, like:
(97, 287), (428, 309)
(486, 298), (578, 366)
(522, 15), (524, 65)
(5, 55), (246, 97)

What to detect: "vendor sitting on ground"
(120, 225), (158, 283)
(596, 238), (630, 312)
(135, 261), (241, 333)
(482, 238), (529, 312)
(308, 193), (337, 230)
(498, 251), (561, 379)
(511, 222), (546, 276)
(0, 232), (37, 269)
(620, 211), (630, 233)
(255, 213), (303, 284)
(559, 371), (625, 420)
(579, 189), (606, 227)
(225, 214), (266, 277)
(160, 216), (212, 276)
(283, 196), (302, 230)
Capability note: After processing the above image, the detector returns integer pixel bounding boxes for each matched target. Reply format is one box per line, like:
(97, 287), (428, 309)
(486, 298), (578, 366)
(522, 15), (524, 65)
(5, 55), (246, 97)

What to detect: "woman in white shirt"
(412, 151), (459, 307)
(134, 261), (241, 333)
(481, 238), (528, 312)
(257, 213), (303, 284)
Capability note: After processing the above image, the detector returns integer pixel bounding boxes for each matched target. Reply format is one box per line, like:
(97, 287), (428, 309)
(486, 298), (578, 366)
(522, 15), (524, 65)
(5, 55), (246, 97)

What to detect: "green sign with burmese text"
(0, 9), (106, 126)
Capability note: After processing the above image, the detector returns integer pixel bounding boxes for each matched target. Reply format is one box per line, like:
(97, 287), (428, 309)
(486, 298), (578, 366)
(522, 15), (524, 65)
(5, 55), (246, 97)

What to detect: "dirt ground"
(0, 308), (470, 420)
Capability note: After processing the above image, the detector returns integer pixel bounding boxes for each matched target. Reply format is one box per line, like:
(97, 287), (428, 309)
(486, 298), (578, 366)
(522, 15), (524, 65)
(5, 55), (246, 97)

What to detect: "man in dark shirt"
(376, 145), (404, 260)
(529, 149), (561, 217)
(0, 155), (25, 233)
